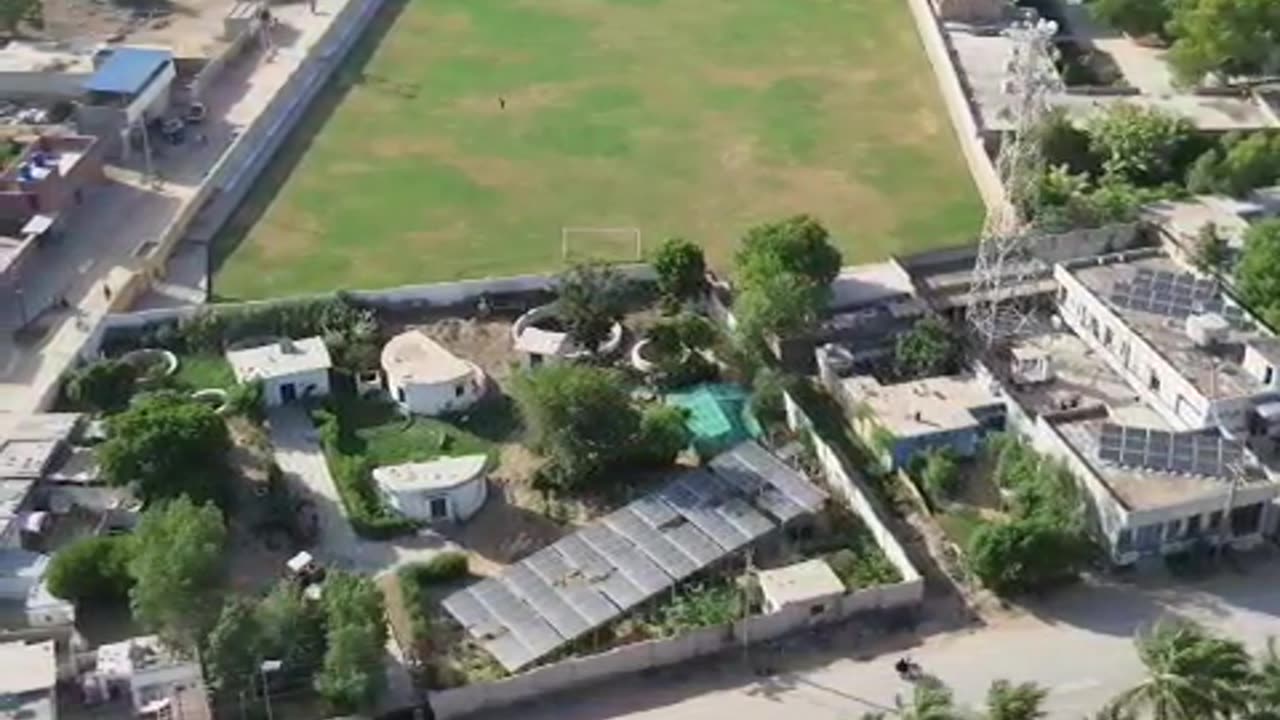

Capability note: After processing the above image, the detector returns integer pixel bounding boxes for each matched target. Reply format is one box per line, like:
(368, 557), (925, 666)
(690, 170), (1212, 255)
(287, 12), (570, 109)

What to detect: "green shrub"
(46, 536), (134, 603)
(315, 408), (418, 539)
(967, 518), (1093, 596)
(405, 552), (470, 585)
(632, 404), (691, 466)
(66, 360), (137, 413)
(653, 237), (707, 310)
(225, 380), (264, 420)
(915, 447), (961, 503)
(827, 548), (901, 590)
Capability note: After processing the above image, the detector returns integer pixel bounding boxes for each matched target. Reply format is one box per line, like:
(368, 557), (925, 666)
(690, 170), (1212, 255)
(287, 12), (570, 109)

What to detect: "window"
(455, 383), (465, 398)
(1149, 372), (1161, 392)
(429, 497), (449, 519)
(1135, 524), (1162, 551)
(1231, 503), (1263, 536)
(1103, 326), (1114, 348)
(1208, 510), (1224, 531)
(1186, 514), (1202, 537)
(1116, 528), (1134, 552)
(396, 387), (406, 403)
(1163, 520), (1181, 543)
(1266, 366), (1275, 386)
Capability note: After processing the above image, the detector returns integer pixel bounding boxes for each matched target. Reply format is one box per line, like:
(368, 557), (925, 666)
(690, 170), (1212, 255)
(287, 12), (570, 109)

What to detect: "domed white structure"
(381, 330), (486, 416)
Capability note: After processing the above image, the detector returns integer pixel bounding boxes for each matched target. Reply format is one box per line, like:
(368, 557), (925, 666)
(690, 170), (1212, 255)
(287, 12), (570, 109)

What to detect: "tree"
(986, 679), (1049, 720)
(98, 392), (232, 507)
(1167, 0), (1280, 85)
(129, 497), (226, 646)
(736, 215), (842, 287)
(1192, 223), (1231, 276)
(1089, 0), (1173, 38)
(967, 518), (1092, 596)
(557, 261), (626, 353)
(46, 536), (133, 604)
(733, 216), (842, 343)
(513, 364), (641, 486)
(256, 582), (326, 681)
(66, 360), (137, 414)
(734, 259), (827, 340)
(1214, 133), (1280, 198)
(894, 679), (963, 720)
(204, 599), (263, 694)
(1032, 108), (1100, 178)
(0, 0), (39, 36)
(1086, 104), (1195, 186)
(894, 317), (961, 379)
(1236, 220), (1280, 329)
(632, 404), (690, 466)
(315, 572), (387, 713)
(915, 447), (960, 503)
(653, 237), (707, 308)
(1106, 618), (1254, 720)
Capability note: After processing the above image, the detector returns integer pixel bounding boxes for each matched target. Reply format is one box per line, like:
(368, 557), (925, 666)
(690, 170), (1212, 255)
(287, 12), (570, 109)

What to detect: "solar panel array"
(1109, 269), (1245, 323)
(441, 441), (827, 672)
(1097, 423), (1245, 478)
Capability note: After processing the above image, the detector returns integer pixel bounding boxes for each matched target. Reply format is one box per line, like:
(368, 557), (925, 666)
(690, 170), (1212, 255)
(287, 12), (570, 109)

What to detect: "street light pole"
(260, 659), (282, 720)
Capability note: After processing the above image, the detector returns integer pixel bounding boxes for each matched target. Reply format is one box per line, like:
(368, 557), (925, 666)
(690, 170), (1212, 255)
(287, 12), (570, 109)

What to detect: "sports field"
(212, 0), (984, 300)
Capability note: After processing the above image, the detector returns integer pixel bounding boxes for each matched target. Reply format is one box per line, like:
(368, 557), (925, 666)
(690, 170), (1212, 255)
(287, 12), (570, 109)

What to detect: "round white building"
(381, 330), (486, 416)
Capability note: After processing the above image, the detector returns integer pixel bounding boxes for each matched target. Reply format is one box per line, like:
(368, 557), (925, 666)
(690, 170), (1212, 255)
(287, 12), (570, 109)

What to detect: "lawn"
(211, 0), (984, 300)
(172, 353), (236, 390)
(342, 396), (494, 465)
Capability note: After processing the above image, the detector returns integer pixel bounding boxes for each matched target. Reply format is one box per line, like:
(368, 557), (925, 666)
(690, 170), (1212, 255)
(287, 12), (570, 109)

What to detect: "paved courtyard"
(475, 554), (1280, 719)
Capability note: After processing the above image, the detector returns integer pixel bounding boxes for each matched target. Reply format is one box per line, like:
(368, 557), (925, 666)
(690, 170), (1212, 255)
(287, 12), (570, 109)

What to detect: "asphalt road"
(475, 554), (1280, 720)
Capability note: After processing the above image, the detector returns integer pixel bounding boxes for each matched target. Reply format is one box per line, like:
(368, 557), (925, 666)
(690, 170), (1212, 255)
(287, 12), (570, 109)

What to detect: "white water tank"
(1186, 313), (1230, 347)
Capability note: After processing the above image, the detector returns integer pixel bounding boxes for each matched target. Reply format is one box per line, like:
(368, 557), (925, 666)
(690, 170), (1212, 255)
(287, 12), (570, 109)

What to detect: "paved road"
(476, 556), (1280, 720)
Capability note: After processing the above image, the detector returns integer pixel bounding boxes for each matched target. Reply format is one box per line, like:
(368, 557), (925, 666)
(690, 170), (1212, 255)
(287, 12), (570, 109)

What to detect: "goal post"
(560, 227), (643, 264)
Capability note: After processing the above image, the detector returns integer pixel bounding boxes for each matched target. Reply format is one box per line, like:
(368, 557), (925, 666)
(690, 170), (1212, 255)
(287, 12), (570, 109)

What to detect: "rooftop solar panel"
(604, 507), (700, 579)
(1096, 423), (1245, 478)
(441, 441), (825, 672)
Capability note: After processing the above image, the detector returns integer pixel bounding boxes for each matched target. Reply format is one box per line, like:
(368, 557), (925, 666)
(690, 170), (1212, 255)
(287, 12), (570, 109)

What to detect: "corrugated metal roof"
(83, 48), (172, 95)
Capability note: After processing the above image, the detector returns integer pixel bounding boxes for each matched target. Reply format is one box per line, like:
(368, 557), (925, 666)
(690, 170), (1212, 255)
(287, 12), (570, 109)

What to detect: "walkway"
(476, 554), (1280, 719)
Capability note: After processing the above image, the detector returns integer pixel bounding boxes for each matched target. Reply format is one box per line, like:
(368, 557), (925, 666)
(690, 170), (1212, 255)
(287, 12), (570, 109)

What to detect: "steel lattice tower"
(967, 19), (1061, 348)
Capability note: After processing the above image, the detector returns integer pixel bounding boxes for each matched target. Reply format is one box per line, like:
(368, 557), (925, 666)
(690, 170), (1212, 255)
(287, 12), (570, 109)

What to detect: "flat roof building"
(381, 330), (486, 417)
(0, 639), (57, 720)
(757, 559), (845, 613)
(226, 337), (331, 406)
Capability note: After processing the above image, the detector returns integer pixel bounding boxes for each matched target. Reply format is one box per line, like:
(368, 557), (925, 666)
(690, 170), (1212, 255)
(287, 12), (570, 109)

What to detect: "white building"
(226, 337), (331, 406)
(381, 330), (486, 416)
(757, 559), (846, 614)
(995, 251), (1280, 565)
(372, 455), (488, 523)
(95, 635), (209, 718)
(0, 640), (57, 720)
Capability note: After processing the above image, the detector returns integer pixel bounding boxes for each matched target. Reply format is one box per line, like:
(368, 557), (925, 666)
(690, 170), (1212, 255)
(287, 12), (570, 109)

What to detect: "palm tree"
(1247, 637), (1280, 720)
(1105, 617), (1254, 720)
(896, 679), (965, 720)
(986, 679), (1048, 720)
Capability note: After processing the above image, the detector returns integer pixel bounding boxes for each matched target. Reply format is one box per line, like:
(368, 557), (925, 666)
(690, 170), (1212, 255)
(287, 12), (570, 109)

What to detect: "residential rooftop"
(1007, 327), (1273, 511)
(1067, 254), (1274, 399)
(757, 558), (845, 610)
(371, 455), (488, 494)
(839, 374), (1004, 439)
(226, 336), (331, 382)
(381, 329), (477, 386)
(0, 40), (97, 76)
(0, 639), (56, 720)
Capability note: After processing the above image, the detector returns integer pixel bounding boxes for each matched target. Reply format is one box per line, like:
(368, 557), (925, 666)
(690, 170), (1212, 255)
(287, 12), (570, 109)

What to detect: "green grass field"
(211, 0), (984, 300)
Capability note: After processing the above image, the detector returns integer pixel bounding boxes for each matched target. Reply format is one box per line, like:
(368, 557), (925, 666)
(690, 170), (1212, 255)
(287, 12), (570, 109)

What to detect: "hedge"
(313, 407), (418, 539)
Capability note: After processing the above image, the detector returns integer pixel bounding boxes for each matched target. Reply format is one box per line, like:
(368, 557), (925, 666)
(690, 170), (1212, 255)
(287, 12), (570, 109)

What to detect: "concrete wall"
(0, 71), (89, 100)
(391, 372), (483, 417)
(902, 0), (1002, 212)
(430, 574), (922, 719)
(782, 391), (924, 587)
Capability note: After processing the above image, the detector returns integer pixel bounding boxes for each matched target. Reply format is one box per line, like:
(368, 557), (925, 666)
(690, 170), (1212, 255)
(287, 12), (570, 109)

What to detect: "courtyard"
(211, 0), (984, 300)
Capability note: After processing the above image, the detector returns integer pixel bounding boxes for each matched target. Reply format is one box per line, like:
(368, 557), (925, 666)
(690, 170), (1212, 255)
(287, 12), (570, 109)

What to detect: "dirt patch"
(445, 481), (567, 574)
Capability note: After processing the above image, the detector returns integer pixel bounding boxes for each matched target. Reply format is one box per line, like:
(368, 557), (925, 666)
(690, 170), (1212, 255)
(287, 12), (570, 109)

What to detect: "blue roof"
(83, 48), (173, 95)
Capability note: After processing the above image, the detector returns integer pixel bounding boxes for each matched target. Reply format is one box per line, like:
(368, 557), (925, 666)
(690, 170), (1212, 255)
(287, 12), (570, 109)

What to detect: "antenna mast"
(967, 19), (1061, 347)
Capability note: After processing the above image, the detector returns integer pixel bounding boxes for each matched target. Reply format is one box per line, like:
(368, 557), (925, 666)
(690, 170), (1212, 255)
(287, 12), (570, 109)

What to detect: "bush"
(915, 447), (961, 503)
(968, 518), (1093, 596)
(224, 380), (264, 420)
(66, 360), (137, 413)
(894, 317), (962, 379)
(827, 548), (901, 590)
(632, 405), (691, 466)
(557, 262), (626, 354)
(653, 237), (707, 310)
(404, 552), (470, 585)
(1086, 104), (1196, 186)
(46, 536), (134, 603)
